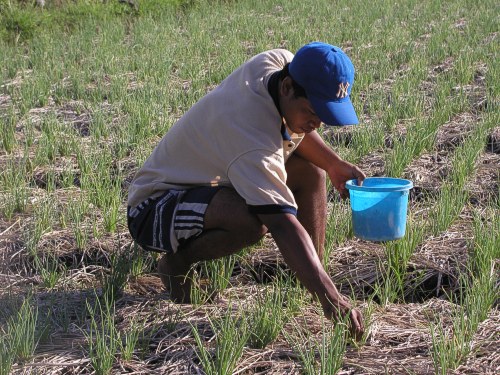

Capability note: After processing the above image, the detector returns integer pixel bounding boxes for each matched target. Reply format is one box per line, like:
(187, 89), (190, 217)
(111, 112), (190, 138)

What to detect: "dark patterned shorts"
(127, 186), (223, 253)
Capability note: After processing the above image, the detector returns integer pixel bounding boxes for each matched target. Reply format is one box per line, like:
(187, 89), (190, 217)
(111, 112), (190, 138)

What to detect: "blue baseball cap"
(289, 42), (359, 126)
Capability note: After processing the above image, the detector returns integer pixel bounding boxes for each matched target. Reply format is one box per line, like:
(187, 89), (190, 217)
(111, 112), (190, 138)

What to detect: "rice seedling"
(461, 210), (499, 326)
(33, 252), (67, 289)
(23, 196), (56, 255)
(0, 113), (16, 153)
(59, 164), (77, 189)
(449, 128), (489, 189)
(77, 148), (123, 233)
(191, 306), (250, 375)
(429, 115), (495, 235)
(428, 184), (468, 236)
(0, 157), (29, 219)
(119, 318), (142, 362)
(357, 298), (377, 347)
(387, 223), (424, 269)
(158, 302), (184, 334)
(384, 41), (488, 179)
(42, 168), (58, 194)
(385, 118), (437, 178)
(34, 114), (71, 165)
(430, 299), (476, 375)
(190, 254), (237, 305)
(23, 223), (44, 257)
(85, 292), (119, 375)
(102, 250), (130, 302)
(461, 272), (498, 332)
(128, 241), (155, 278)
(22, 117), (36, 148)
(470, 210), (500, 275)
(6, 295), (40, 363)
(245, 283), (289, 349)
(430, 208), (498, 374)
(430, 319), (465, 375)
(89, 109), (111, 140)
(66, 198), (90, 249)
(376, 224), (425, 304)
(286, 315), (348, 375)
(101, 182), (122, 233)
(329, 123), (385, 165)
(0, 333), (14, 375)
(34, 195), (57, 231)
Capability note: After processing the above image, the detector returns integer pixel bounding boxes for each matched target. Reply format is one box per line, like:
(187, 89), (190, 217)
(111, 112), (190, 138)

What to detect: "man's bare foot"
(158, 253), (192, 303)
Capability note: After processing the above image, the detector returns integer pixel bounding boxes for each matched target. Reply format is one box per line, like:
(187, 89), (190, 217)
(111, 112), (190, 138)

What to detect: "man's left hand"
(328, 159), (366, 199)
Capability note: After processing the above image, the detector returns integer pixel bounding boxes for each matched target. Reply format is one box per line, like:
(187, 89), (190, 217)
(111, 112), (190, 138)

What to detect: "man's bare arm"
(295, 131), (366, 197)
(257, 212), (364, 339)
(295, 130), (342, 170)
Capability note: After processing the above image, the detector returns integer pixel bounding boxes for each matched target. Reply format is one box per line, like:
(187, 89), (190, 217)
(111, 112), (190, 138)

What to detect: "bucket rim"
(346, 177), (413, 192)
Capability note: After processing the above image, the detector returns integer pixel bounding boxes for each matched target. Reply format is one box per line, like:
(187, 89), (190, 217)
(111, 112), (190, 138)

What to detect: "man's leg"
(285, 154), (327, 262)
(158, 187), (267, 302)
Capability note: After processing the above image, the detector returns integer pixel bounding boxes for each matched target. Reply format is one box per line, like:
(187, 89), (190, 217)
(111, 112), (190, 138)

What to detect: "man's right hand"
(347, 307), (365, 341)
(322, 302), (365, 341)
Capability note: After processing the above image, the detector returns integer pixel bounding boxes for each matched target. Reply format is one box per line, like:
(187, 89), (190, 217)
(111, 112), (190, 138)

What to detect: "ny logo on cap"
(336, 82), (350, 99)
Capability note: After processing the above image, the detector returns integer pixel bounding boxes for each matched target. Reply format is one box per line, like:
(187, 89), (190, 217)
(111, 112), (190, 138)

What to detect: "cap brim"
(309, 96), (359, 126)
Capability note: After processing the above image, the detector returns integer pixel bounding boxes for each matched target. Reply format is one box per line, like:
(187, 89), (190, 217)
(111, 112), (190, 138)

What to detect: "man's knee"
(205, 188), (267, 235)
(307, 161), (326, 187)
(225, 200), (267, 246)
(246, 217), (268, 245)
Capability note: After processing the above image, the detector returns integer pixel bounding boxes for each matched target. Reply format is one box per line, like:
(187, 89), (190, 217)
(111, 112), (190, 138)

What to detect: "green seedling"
(191, 306), (250, 375)
(286, 315), (348, 375)
(86, 292), (119, 375)
(245, 283), (289, 349)
(33, 252), (67, 289)
(190, 255), (236, 305)
(7, 295), (40, 362)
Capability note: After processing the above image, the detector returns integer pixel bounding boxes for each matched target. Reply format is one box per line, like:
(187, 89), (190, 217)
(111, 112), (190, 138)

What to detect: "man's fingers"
(349, 310), (365, 341)
(333, 182), (348, 199)
(357, 175), (365, 186)
(354, 169), (366, 186)
(328, 306), (365, 341)
(337, 186), (348, 199)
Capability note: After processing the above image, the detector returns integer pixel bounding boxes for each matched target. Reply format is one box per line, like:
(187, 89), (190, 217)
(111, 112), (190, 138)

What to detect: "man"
(127, 41), (365, 338)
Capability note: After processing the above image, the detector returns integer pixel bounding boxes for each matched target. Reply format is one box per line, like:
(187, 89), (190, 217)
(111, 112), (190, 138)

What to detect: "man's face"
(279, 78), (322, 134)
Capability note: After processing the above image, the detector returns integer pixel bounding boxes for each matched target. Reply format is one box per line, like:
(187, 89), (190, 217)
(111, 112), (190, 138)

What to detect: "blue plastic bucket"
(346, 177), (413, 241)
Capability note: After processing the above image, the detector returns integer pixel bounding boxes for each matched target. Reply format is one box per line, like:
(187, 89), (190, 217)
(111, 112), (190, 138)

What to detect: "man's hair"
(280, 63), (308, 98)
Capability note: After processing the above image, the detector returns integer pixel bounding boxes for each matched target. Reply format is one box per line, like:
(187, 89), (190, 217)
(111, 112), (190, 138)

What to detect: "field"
(0, 0), (498, 374)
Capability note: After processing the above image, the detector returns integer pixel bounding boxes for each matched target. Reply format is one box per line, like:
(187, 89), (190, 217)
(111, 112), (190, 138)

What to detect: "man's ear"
(280, 76), (294, 97)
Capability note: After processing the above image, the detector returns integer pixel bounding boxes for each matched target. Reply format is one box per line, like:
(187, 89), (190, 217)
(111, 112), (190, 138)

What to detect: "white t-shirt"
(128, 49), (304, 215)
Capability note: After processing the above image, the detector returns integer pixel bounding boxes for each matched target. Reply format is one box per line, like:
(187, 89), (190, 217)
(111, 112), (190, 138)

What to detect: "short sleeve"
(227, 150), (297, 215)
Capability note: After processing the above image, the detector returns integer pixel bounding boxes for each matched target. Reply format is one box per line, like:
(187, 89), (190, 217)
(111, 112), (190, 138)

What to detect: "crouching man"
(127, 42), (366, 339)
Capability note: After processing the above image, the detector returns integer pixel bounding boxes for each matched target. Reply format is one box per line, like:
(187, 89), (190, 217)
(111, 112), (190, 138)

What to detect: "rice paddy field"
(0, 0), (498, 374)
